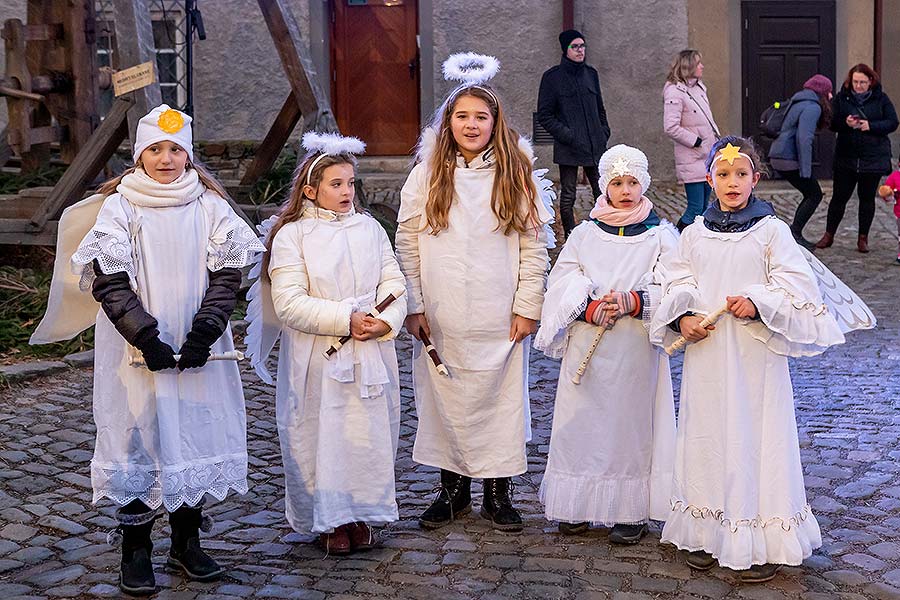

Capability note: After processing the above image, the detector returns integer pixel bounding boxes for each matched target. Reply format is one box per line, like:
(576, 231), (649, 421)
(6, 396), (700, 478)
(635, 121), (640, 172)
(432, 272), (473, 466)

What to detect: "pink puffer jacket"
(663, 80), (720, 184)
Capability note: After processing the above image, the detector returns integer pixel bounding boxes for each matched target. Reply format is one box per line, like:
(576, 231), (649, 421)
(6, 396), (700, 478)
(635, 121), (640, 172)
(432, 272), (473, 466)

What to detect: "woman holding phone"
(817, 63), (898, 252)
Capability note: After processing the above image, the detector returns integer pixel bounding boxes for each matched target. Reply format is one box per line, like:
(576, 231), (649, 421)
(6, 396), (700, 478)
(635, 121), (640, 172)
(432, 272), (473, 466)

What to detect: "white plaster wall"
(576, 0), (689, 181)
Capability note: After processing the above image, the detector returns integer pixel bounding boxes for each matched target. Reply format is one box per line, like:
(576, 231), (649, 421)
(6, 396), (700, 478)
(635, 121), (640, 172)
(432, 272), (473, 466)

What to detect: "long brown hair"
(815, 94), (833, 130)
(97, 160), (229, 199)
(422, 85), (538, 236)
(666, 49), (701, 84)
(261, 151), (357, 276)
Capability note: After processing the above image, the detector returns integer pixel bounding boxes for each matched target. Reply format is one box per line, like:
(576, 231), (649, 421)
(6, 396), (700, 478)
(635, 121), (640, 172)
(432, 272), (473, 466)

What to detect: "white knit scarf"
(117, 168), (206, 207)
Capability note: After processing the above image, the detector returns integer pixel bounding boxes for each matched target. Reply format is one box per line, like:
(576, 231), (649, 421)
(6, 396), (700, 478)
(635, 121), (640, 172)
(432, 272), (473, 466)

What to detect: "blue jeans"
(681, 181), (711, 226)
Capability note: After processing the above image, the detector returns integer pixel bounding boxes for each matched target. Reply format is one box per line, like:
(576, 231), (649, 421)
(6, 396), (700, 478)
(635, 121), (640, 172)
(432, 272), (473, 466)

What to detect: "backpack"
(758, 98), (814, 138)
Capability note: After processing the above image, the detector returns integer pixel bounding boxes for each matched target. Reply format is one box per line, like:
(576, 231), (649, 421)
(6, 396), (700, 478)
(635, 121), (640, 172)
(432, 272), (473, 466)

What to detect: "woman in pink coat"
(663, 49), (721, 231)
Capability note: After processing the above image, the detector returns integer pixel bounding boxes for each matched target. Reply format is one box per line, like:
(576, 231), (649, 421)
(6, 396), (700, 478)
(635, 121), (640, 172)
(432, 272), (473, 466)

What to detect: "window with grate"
(94, 1), (188, 116)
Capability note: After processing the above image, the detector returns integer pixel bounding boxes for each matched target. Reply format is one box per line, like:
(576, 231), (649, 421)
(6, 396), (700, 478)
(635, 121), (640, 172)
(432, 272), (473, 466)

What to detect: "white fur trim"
(442, 52), (500, 85)
(301, 131), (366, 156)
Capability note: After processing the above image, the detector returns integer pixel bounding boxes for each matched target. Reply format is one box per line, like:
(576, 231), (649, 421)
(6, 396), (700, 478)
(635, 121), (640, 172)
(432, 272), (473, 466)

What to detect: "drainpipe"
(563, 0), (574, 30)
(874, 0), (882, 74)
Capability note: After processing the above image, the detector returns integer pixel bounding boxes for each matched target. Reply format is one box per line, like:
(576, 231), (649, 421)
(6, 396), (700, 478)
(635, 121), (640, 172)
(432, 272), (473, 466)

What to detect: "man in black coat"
(537, 29), (611, 239)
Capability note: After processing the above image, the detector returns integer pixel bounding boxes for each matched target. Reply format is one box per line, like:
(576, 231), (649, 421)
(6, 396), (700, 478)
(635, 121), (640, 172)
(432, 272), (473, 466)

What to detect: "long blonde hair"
(97, 160), (229, 199)
(422, 85), (538, 236)
(666, 49), (702, 84)
(261, 151), (358, 276)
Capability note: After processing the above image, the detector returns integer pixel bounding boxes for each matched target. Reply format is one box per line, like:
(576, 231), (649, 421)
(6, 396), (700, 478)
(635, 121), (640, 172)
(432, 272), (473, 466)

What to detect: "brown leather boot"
(346, 522), (377, 552)
(857, 235), (869, 253)
(815, 231), (834, 249)
(318, 525), (351, 555)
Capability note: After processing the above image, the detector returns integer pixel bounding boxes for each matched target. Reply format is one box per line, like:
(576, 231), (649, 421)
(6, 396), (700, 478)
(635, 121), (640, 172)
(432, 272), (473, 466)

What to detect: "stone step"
(355, 156), (413, 174)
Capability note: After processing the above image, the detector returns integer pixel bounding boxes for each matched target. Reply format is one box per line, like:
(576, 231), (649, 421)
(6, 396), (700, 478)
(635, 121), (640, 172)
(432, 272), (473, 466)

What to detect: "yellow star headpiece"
(712, 142), (755, 171)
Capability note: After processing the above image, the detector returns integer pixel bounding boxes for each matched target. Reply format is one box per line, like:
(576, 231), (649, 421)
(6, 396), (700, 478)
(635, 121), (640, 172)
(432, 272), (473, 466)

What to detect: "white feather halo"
(442, 52), (500, 85)
(301, 131), (366, 156)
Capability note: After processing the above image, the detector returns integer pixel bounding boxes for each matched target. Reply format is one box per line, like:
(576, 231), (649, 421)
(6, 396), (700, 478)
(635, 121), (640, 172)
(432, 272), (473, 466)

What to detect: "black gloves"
(176, 322), (218, 370)
(176, 268), (242, 371)
(136, 335), (177, 372)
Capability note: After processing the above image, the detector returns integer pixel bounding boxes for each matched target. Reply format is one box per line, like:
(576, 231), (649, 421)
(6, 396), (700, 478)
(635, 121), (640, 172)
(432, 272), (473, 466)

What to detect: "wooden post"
(239, 91), (302, 186)
(241, 0), (338, 188)
(112, 0), (162, 144)
(28, 95), (133, 232)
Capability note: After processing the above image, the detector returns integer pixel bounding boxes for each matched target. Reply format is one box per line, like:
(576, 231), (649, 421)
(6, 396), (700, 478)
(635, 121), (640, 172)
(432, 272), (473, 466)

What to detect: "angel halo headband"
(443, 52), (500, 107)
(710, 142), (755, 173)
(301, 131), (366, 186)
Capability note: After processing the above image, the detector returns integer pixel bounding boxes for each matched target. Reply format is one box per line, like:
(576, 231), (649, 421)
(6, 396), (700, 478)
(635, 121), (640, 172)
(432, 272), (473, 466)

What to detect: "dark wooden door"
(742, 1), (836, 178)
(331, 0), (419, 156)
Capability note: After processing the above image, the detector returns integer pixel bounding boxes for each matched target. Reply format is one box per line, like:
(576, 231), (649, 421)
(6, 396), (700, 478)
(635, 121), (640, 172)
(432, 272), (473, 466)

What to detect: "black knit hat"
(559, 29), (585, 52)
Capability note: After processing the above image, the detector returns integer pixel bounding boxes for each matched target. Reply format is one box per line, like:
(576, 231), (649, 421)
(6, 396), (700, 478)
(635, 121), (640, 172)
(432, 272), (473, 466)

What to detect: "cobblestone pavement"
(1, 185), (899, 599)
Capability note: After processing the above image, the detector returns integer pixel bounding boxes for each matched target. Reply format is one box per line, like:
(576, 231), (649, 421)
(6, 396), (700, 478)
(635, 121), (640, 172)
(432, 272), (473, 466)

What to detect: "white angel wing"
(532, 168), (557, 250)
(800, 247), (876, 333)
(244, 215), (281, 384)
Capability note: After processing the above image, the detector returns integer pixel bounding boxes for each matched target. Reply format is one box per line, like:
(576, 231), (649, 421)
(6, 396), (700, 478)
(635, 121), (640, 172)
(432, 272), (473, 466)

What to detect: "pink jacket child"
(663, 80), (720, 184)
(880, 170), (900, 261)
(881, 170), (900, 218)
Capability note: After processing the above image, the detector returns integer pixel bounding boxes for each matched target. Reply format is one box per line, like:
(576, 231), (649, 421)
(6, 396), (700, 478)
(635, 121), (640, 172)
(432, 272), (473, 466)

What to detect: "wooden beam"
(0, 220), (57, 245)
(239, 91), (302, 187)
(562, 0), (574, 30)
(112, 0), (162, 144)
(29, 95), (132, 232)
(0, 126), (11, 168)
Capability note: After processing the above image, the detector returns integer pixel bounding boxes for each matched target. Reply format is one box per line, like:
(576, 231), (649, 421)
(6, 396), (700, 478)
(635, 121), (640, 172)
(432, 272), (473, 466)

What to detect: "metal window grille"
(95, 1), (188, 115)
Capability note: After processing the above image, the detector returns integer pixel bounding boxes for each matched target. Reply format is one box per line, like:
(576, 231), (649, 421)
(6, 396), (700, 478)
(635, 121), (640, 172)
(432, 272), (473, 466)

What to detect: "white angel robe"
(395, 155), (551, 478)
(267, 207), (407, 533)
(534, 220), (678, 525)
(69, 177), (264, 511)
(650, 216), (849, 570)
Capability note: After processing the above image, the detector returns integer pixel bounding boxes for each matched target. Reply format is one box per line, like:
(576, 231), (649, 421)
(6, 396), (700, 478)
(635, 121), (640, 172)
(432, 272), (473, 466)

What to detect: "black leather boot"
(418, 469), (472, 529)
(110, 501), (157, 596)
(167, 505), (224, 581)
(480, 477), (523, 531)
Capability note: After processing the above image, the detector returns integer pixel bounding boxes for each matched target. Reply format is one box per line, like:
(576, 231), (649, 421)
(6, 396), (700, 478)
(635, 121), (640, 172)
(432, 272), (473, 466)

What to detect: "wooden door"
(331, 0), (419, 156)
(742, 1), (836, 178)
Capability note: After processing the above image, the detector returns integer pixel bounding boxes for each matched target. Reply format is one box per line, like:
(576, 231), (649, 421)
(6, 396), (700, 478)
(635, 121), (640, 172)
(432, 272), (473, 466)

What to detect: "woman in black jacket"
(816, 64), (899, 253)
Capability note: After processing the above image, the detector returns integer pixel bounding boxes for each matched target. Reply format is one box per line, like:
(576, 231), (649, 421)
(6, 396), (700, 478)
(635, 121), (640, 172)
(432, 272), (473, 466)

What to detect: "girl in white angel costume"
(649, 135), (875, 582)
(534, 144), (677, 544)
(396, 53), (553, 531)
(245, 133), (407, 555)
(31, 105), (265, 595)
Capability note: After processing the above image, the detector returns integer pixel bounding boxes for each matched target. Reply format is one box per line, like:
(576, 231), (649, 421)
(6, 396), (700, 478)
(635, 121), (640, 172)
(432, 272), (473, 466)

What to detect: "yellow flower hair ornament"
(157, 109), (185, 134)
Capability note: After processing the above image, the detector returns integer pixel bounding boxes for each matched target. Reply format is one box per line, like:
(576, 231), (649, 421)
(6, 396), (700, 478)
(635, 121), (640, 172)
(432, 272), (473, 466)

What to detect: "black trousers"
(778, 170), (823, 237)
(826, 168), (881, 236)
(558, 164), (601, 239)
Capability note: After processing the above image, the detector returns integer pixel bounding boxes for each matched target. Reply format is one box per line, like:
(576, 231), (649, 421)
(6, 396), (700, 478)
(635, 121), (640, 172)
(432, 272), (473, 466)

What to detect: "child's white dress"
(650, 215), (863, 569)
(395, 142), (552, 479)
(261, 206), (407, 533)
(535, 220), (678, 525)
(70, 170), (264, 511)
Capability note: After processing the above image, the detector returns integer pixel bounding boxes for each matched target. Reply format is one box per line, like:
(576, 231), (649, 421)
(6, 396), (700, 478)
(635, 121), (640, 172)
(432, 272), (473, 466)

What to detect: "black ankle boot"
(116, 521), (156, 596)
(419, 469), (472, 529)
(480, 477), (523, 531)
(167, 505), (224, 581)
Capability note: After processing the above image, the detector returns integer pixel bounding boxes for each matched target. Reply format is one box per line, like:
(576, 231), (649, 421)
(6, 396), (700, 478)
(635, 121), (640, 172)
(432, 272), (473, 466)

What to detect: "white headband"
(711, 142), (755, 172)
(301, 131), (366, 186)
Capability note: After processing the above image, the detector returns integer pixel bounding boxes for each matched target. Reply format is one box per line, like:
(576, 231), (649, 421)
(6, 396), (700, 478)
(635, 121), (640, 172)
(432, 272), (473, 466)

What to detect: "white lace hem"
(71, 228), (136, 291)
(660, 499), (822, 570)
(539, 471), (651, 526)
(207, 221), (266, 271)
(91, 455), (249, 512)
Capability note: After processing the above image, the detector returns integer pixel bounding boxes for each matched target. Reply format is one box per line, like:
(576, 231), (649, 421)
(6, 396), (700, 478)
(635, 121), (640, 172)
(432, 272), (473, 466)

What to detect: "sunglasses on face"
(569, 43), (586, 50)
